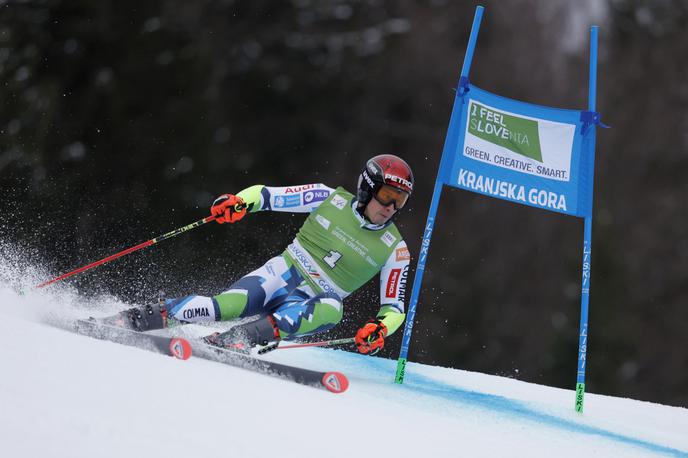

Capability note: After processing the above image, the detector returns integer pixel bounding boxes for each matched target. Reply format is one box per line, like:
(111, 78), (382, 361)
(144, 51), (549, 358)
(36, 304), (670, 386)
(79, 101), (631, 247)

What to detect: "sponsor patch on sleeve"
(274, 195), (302, 208)
(385, 268), (401, 298)
(395, 247), (410, 261)
(285, 184), (319, 194)
(303, 189), (330, 205)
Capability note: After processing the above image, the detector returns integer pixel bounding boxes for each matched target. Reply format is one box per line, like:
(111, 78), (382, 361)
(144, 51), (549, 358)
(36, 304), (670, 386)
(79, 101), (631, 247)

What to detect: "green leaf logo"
(468, 102), (543, 162)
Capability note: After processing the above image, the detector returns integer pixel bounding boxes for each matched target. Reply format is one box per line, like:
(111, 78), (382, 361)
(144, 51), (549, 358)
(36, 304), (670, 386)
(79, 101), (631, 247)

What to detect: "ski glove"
(355, 318), (388, 355)
(211, 194), (247, 224)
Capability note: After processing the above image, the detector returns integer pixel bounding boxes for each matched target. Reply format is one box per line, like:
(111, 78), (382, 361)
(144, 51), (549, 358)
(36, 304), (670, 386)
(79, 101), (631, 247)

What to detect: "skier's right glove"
(211, 194), (247, 224)
(355, 319), (388, 355)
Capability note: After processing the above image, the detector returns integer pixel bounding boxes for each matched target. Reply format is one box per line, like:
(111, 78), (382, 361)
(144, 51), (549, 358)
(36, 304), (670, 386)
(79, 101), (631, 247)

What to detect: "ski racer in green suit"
(115, 154), (413, 355)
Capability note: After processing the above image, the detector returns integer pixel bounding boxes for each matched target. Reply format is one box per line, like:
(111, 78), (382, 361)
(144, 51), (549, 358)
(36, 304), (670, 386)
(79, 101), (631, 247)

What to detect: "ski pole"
(277, 337), (355, 350)
(258, 337), (355, 354)
(35, 214), (222, 289)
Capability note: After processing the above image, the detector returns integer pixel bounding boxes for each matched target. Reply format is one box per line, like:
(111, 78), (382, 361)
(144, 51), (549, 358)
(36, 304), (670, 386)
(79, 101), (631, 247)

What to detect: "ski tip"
(169, 338), (192, 360)
(321, 371), (349, 393)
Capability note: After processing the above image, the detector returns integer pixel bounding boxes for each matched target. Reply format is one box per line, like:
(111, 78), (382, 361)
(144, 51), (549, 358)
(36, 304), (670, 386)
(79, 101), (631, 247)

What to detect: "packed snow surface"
(1, 284), (687, 458)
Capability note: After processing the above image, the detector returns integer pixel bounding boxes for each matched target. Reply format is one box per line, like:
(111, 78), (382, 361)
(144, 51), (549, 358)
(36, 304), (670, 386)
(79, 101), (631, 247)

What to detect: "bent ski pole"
(35, 214), (221, 289)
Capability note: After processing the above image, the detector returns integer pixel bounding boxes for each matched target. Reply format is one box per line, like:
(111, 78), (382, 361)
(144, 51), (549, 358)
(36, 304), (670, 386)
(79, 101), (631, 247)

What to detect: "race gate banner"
(396, 5), (605, 413)
(447, 84), (596, 218)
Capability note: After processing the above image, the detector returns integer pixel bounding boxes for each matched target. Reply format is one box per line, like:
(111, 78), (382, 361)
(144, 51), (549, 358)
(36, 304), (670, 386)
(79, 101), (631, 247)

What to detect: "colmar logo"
(395, 247), (410, 261)
(386, 268), (401, 298)
(397, 265), (408, 303)
(183, 308), (210, 320)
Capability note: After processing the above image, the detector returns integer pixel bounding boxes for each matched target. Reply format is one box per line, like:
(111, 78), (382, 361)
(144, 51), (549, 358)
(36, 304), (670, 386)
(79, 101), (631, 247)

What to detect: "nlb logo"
(304, 190), (330, 205)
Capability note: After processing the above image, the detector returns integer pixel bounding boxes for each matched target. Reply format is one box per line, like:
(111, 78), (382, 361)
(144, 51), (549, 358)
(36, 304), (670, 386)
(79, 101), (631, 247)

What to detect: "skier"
(110, 154), (413, 356)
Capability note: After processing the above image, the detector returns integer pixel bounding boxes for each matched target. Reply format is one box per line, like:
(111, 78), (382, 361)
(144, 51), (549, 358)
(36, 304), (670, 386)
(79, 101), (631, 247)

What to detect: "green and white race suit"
(239, 183), (409, 334)
(164, 183), (409, 339)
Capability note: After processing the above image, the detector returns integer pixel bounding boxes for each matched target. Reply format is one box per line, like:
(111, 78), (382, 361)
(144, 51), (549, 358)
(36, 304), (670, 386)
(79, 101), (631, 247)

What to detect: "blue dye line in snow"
(335, 352), (688, 458)
(402, 374), (688, 458)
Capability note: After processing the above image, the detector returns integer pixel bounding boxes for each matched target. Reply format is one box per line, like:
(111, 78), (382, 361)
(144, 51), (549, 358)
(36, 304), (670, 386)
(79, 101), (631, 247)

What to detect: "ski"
(190, 340), (349, 394)
(74, 319), (192, 360)
(74, 319), (348, 393)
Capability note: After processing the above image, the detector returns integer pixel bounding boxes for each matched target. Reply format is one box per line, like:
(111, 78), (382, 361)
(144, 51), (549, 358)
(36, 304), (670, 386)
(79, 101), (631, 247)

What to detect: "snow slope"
(1, 285), (687, 458)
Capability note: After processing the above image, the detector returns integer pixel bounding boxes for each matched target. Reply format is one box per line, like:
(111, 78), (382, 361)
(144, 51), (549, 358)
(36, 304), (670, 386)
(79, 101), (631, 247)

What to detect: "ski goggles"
(373, 184), (410, 210)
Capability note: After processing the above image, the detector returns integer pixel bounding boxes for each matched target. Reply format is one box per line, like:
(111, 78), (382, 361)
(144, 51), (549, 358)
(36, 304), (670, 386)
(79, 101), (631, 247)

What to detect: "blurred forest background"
(1, 0), (686, 406)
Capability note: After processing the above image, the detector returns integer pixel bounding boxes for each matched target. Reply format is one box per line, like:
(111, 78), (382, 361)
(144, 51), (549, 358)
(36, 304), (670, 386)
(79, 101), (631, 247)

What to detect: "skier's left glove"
(211, 194), (247, 224)
(355, 319), (387, 355)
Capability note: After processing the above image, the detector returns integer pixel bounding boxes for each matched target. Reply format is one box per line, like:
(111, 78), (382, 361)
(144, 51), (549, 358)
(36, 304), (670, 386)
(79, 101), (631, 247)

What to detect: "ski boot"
(100, 302), (172, 332)
(203, 316), (281, 354)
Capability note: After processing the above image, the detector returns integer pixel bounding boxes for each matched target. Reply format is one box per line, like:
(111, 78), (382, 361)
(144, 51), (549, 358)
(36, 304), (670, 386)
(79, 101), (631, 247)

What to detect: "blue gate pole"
(575, 25), (598, 413)
(395, 5), (484, 384)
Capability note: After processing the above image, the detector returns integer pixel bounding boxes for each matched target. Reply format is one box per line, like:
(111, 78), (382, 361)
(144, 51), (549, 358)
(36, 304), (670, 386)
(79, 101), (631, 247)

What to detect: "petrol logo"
(385, 268), (401, 298)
